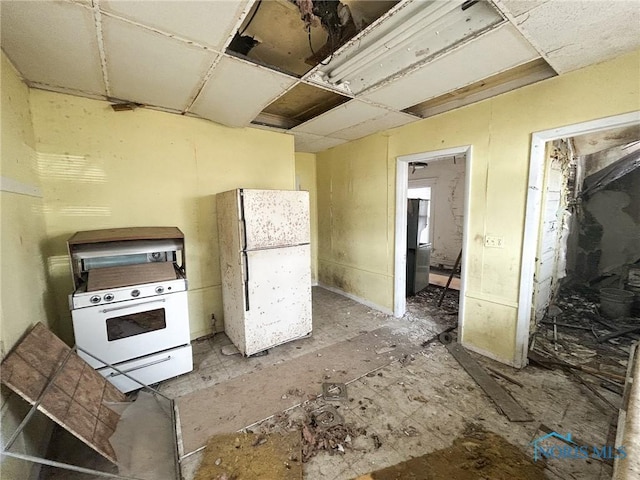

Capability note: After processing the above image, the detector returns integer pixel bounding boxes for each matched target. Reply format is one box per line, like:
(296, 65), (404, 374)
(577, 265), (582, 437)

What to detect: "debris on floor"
(375, 345), (396, 355)
(221, 344), (240, 356)
(194, 431), (302, 480)
(354, 423), (546, 480)
(412, 283), (460, 315)
(245, 398), (366, 463)
(444, 341), (533, 422)
(529, 286), (636, 411)
(322, 382), (348, 401)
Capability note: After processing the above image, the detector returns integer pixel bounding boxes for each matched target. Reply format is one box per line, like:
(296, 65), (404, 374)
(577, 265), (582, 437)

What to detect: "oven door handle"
(101, 298), (166, 314)
(107, 355), (172, 377)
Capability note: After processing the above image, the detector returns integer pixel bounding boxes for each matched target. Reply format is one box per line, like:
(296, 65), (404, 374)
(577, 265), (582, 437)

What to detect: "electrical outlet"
(485, 235), (504, 248)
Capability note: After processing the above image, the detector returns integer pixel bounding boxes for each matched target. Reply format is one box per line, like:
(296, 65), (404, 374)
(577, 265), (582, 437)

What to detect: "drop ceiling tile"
(361, 23), (540, 110)
(190, 56), (297, 128)
(293, 132), (348, 153)
(292, 100), (389, 137)
(504, 1), (640, 74)
(103, 16), (217, 110)
(332, 111), (418, 141)
(0, 1), (105, 95)
(498, 0), (551, 18)
(100, 0), (250, 50)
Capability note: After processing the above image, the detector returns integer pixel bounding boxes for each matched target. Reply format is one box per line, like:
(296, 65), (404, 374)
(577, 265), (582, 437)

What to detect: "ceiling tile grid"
(189, 55), (297, 128)
(102, 15), (218, 111)
(100, 0), (252, 51)
(361, 23), (541, 110)
(292, 132), (349, 153)
(292, 100), (393, 137)
(330, 110), (418, 141)
(1, 1), (106, 96)
(499, 0), (640, 74)
(2, 0), (638, 152)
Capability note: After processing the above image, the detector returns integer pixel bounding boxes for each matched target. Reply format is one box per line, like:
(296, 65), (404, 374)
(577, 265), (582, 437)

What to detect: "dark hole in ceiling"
(253, 82), (350, 129)
(227, 0), (398, 77)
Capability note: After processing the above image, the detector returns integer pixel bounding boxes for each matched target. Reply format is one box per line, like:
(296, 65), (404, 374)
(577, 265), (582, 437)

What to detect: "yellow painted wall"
(316, 49), (640, 364)
(316, 133), (394, 312)
(1, 53), (55, 480)
(28, 89), (296, 341)
(294, 152), (318, 284)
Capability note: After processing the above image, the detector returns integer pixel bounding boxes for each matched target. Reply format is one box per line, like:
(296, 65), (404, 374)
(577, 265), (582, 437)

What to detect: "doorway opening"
(394, 146), (471, 338)
(518, 111), (640, 368)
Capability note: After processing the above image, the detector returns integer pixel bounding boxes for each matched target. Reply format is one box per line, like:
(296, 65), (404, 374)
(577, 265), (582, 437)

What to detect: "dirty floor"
(39, 287), (617, 479)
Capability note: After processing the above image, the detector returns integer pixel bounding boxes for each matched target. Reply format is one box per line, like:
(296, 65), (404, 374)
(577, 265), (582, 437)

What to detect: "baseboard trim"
(461, 341), (520, 368)
(317, 283), (393, 316)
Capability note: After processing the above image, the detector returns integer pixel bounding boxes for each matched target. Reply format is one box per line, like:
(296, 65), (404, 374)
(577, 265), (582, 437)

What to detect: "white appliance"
(216, 189), (312, 356)
(68, 227), (193, 392)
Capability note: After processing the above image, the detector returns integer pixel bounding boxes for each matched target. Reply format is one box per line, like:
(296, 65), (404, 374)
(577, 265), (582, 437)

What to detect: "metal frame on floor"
(1, 345), (182, 480)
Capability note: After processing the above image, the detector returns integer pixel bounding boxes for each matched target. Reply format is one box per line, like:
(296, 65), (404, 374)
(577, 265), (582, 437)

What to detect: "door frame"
(516, 111), (640, 367)
(394, 146), (472, 335)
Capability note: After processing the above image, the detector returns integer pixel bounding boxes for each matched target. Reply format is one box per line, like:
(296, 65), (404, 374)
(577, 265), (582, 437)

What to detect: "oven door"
(72, 291), (190, 369)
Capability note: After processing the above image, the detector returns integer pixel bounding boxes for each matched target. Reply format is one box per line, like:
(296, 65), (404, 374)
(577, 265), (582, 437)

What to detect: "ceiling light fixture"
(309, 0), (503, 95)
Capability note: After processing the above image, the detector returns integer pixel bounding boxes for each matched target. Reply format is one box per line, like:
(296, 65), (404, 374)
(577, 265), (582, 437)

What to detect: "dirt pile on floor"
(360, 424), (545, 480)
(194, 431), (302, 480)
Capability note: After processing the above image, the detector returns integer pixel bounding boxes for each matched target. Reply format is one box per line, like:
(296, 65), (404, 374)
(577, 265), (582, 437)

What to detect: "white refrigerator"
(216, 189), (312, 356)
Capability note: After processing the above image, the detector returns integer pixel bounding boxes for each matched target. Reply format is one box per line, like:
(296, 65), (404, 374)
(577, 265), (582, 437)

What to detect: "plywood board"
(87, 262), (177, 291)
(0, 323), (127, 463)
(177, 327), (420, 454)
(446, 343), (532, 422)
(194, 432), (302, 480)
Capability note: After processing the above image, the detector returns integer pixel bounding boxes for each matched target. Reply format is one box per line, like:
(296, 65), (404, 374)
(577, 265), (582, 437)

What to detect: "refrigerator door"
(241, 189), (310, 250)
(243, 244), (312, 356)
(407, 199), (420, 249)
(414, 243), (431, 294)
(216, 189), (248, 354)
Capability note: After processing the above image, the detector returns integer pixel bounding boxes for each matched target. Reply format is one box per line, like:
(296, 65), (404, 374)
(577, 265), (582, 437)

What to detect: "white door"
(243, 244), (312, 355)
(242, 189), (310, 249)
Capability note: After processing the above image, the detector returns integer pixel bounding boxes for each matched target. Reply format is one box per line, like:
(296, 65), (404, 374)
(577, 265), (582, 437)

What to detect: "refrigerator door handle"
(239, 189), (248, 251)
(242, 251), (250, 311)
(239, 218), (247, 251)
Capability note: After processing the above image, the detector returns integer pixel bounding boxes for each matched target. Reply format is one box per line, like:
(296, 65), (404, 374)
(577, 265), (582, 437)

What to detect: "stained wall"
(316, 49), (640, 365)
(0, 53), (55, 480)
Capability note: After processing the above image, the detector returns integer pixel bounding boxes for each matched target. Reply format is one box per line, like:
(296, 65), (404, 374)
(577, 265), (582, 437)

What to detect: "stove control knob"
(155, 286), (164, 294)
(103, 293), (115, 302)
(90, 295), (102, 304)
(131, 289), (140, 298)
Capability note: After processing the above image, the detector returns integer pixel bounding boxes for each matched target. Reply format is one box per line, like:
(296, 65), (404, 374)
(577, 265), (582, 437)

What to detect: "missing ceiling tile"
(227, 0), (398, 77)
(403, 58), (557, 119)
(253, 82), (350, 128)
